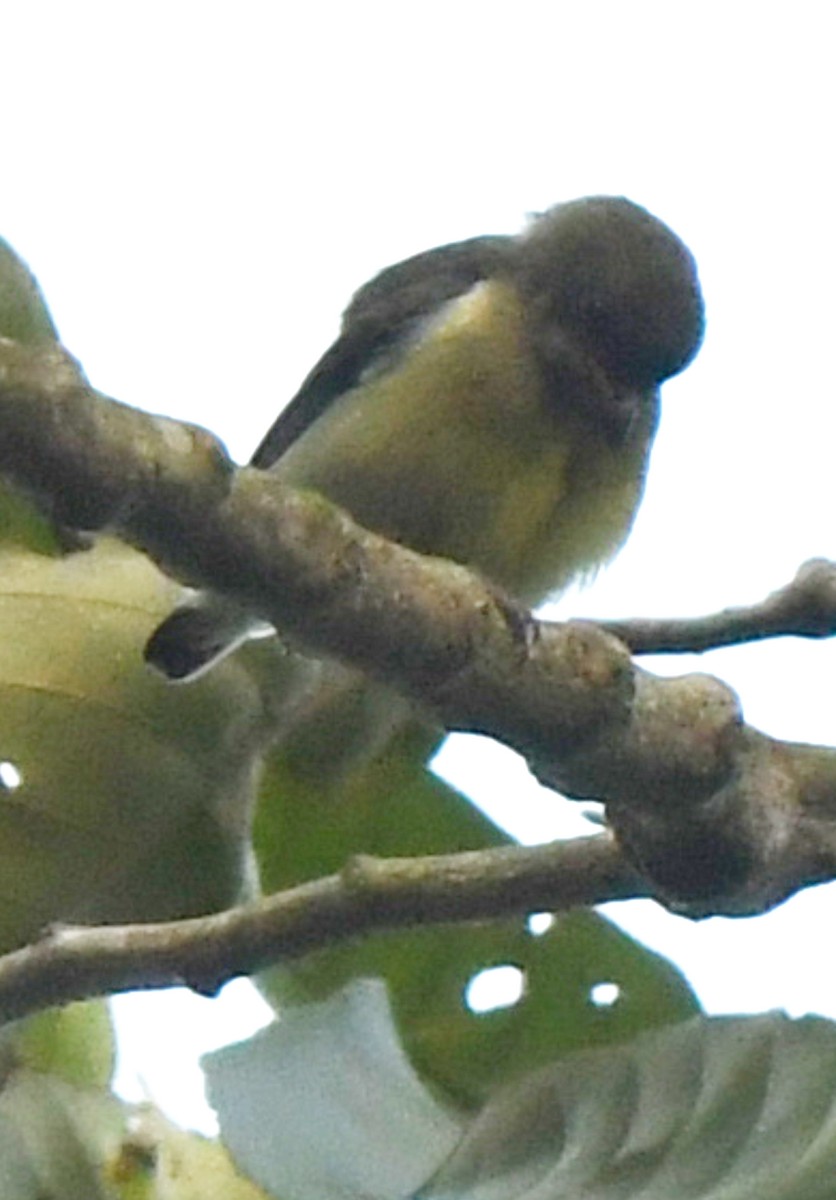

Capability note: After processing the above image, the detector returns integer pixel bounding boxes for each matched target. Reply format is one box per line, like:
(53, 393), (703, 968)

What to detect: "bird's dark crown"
(514, 195), (705, 388)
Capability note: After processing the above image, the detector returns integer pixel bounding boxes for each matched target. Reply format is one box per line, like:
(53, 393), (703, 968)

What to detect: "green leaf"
(255, 715), (696, 1105)
(206, 978), (463, 1200)
(0, 237), (59, 347)
(12, 999), (115, 1089)
(267, 909), (698, 1109)
(0, 237), (68, 554)
(407, 910), (700, 1106)
(419, 1012), (836, 1200)
(0, 481), (66, 555)
(110, 1108), (272, 1200)
(153, 1125), (272, 1200)
(255, 720), (504, 893)
(0, 538), (271, 951)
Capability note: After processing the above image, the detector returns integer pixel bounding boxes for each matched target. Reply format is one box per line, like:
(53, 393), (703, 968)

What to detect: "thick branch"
(0, 837), (643, 1023)
(3, 338), (836, 919)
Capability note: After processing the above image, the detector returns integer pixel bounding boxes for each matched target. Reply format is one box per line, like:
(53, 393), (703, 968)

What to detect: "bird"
(145, 195), (704, 683)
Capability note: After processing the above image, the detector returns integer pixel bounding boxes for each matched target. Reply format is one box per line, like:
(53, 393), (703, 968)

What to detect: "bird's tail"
(145, 595), (265, 681)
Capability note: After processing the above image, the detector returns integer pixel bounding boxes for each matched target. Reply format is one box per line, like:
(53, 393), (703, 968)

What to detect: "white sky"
(1, 1), (835, 1133)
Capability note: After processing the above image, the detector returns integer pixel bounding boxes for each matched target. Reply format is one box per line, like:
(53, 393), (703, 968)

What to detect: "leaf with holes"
(265, 881), (698, 1107)
(0, 538), (269, 951)
(247, 707), (702, 1167)
(255, 709), (697, 1106)
(398, 908), (699, 1107)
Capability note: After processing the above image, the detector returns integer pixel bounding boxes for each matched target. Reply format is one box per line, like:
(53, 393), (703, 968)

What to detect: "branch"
(601, 559), (836, 653)
(3, 338), (836, 919)
(0, 836), (644, 1023)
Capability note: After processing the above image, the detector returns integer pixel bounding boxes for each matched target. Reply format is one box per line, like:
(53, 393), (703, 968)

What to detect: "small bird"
(146, 196), (704, 682)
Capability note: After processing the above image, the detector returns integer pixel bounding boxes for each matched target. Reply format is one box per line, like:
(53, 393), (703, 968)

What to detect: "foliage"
(208, 982), (836, 1200)
(0, 237), (833, 1199)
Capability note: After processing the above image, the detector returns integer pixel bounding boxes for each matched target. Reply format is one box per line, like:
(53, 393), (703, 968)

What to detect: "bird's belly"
(278, 280), (649, 605)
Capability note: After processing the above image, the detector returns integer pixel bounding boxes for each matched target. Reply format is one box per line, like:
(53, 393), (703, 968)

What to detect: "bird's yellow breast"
(277, 280), (651, 605)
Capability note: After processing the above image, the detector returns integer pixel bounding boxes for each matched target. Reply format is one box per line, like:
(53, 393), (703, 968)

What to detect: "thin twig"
(0, 836), (644, 1024)
(600, 559), (836, 654)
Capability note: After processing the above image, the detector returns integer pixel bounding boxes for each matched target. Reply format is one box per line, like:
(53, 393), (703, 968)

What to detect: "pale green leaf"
(420, 1012), (836, 1200)
(0, 539), (270, 950)
(13, 999), (115, 1089)
(0, 1068), (125, 1199)
(210, 1005), (836, 1200)
(206, 978), (463, 1200)
(111, 1108), (272, 1200)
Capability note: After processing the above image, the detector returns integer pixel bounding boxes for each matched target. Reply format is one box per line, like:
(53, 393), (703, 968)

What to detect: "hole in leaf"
(589, 981), (621, 1008)
(465, 965), (525, 1014)
(526, 912), (555, 936)
(0, 761), (22, 791)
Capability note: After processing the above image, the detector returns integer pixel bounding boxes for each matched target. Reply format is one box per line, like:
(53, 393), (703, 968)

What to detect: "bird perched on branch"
(146, 196), (704, 682)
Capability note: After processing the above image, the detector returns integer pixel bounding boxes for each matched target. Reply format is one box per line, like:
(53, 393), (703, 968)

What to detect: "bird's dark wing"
(251, 234), (512, 468)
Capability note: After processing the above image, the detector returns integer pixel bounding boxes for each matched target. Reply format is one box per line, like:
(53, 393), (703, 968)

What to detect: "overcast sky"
(1, 1), (834, 1132)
